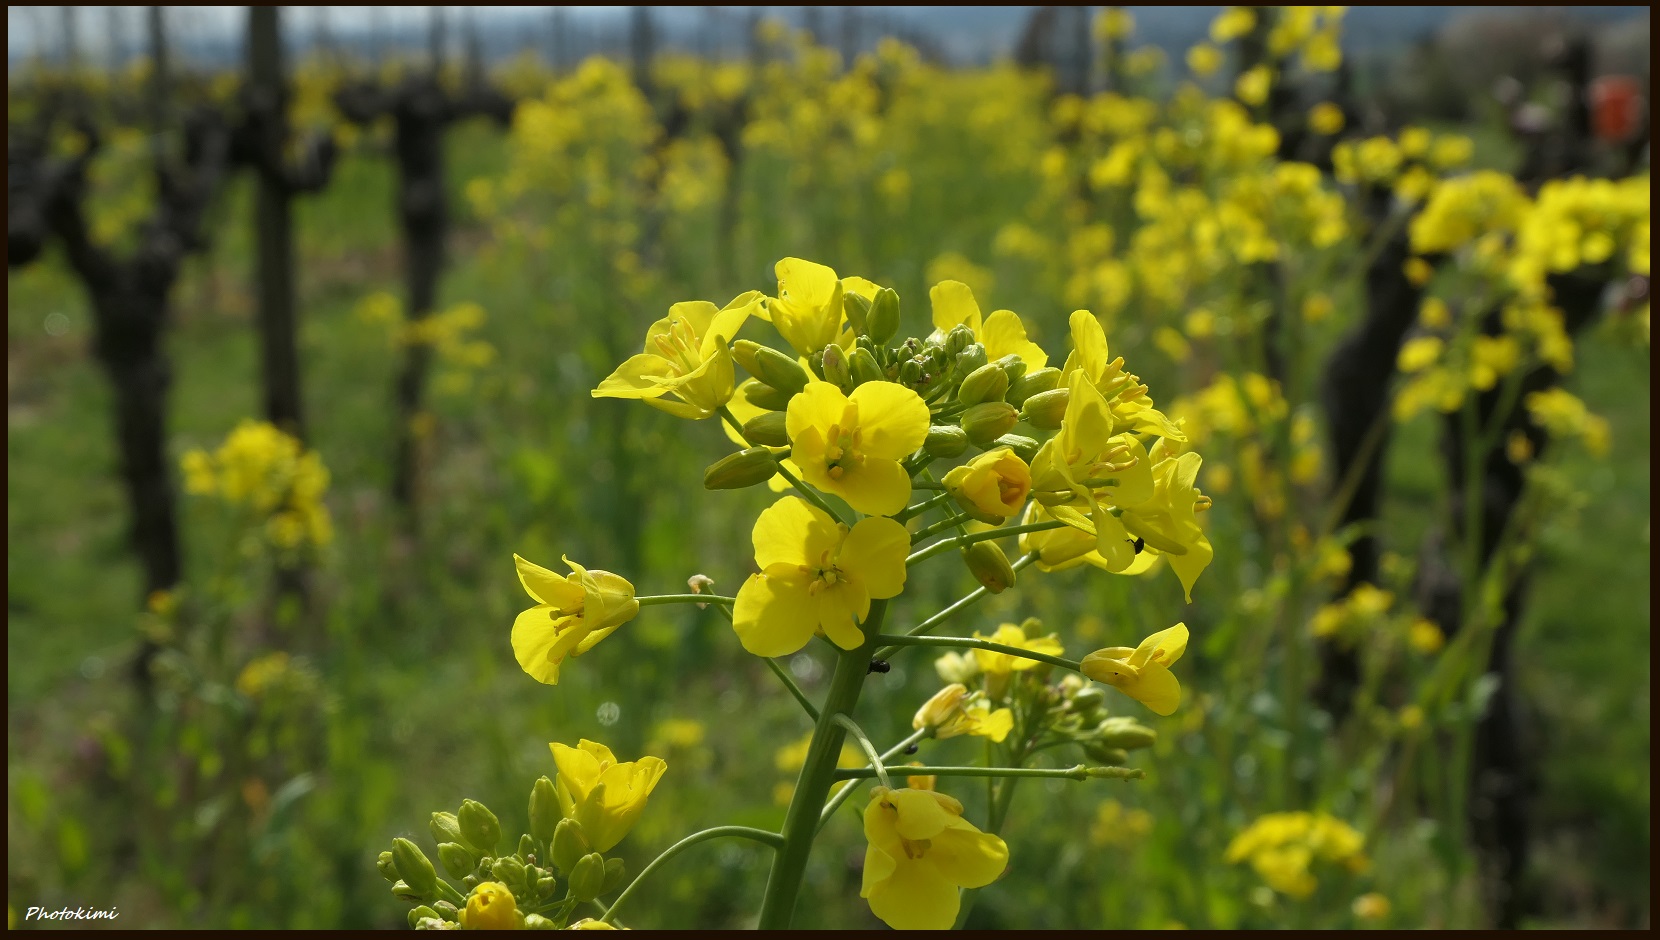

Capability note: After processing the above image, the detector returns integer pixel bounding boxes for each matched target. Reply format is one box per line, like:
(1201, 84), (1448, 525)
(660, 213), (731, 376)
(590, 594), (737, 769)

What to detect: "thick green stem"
(756, 600), (887, 928)
(876, 634), (1083, 674)
(601, 826), (783, 925)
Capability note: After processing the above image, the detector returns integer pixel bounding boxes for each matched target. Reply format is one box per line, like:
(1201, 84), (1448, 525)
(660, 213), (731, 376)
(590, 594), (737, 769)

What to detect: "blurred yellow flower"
(861, 787), (1009, 930)
(459, 882), (517, 930)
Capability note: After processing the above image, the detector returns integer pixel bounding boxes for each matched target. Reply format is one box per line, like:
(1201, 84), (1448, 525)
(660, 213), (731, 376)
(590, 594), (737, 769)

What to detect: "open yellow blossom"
(1061, 310), (1184, 440)
(973, 624), (1065, 676)
(459, 882), (518, 930)
(861, 787), (1009, 930)
(1081, 623), (1188, 716)
(593, 291), (763, 419)
(732, 496), (909, 656)
(786, 380), (930, 517)
(1018, 501), (1161, 577)
(942, 448), (1032, 523)
(511, 555), (639, 685)
(929, 280), (1048, 369)
(550, 739), (667, 853)
(765, 257), (846, 356)
(912, 684), (1013, 742)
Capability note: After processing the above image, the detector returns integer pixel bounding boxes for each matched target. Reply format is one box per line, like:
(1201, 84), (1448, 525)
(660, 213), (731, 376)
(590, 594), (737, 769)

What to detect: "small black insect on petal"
(904, 744), (920, 755)
(1132, 537), (1146, 554)
(868, 659), (891, 674)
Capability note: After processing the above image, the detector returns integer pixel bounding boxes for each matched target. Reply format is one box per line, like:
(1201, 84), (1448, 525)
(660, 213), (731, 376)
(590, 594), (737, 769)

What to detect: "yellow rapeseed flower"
(459, 882), (518, 930)
(1081, 623), (1188, 716)
(929, 280), (1048, 370)
(732, 496), (909, 656)
(942, 448), (1032, 523)
(912, 684), (1013, 742)
(786, 380), (930, 517)
(550, 739), (666, 853)
(511, 555), (639, 685)
(766, 257), (848, 357)
(861, 787), (1009, 930)
(593, 291), (763, 420)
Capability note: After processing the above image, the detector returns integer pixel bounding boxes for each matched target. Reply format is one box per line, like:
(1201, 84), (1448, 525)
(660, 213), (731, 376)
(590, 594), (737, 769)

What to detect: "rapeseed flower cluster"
(180, 420), (332, 551)
(1226, 811), (1369, 898)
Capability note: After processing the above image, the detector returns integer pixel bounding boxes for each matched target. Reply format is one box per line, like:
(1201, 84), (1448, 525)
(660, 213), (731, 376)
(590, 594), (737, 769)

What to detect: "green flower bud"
(430, 812), (464, 847)
(742, 379), (795, 412)
(945, 324), (975, 357)
(954, 342), (989, 378)
(569, 853), (606, 902)
(551, 818), (590, 875)
(960, 401), (1019, 446)
(995, 354), (1028, 385)
(378, 850), (400, 883)
(536, 875), (557, 898)
(529, 777), (561, 846)
(843, 290), (872, 336)
(409, 906), (440, 928)
(393, 837), (439, 899)
(849, 346), (884, 386)
(1098, 716), (1158, 750)
(962, 540), (1017, 594)
(1083, 743), (1130, 765)
(1069, 686), (1107, 715)
(462, 874), (481, 889)
(602, 857), (627, 894)
(898, 359), (926, 388)
(492, 855), (528, 891)
(923, 425), (971, 458)
(741, 410), (789, 447)
(703, 447), (781, 490)
(438, 842), (474, 880)
(868, 288), (902, 344)
(1019, 616), (1045, 637)
(391, 880), (423, 902)
(523, 913), (557, 930)
(995, 433), (1040, 463)
(458, 800), (502, 856)
(517, 833), (537, 861)
(1021, 387), (1070, 430)
(957, 363), (1010, 406)
(740, 341), (810, 394)
(433, 900), (460, 922)
(822, 343), (852, 390)
(1008, 367), (1062, 407)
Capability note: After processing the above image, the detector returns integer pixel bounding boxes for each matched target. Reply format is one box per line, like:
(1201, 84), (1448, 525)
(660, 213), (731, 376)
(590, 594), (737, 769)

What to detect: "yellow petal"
(841, 276), (883, 301)
(929, 279), (983, 335)
(891, 788), (959, 841)
(593, 354), (677, 400)
(550, 741), (602, 799)
(1130, 622), (1189, 670)
(982, 309), (1048, 370)
(828, 456), (913, 518)
(776, 257), (840, 306)
(927, 825), (1010, 889)
(752, 496), (840, 570)
(1164, 532), (1212, 603)
(865, 858), (962, 930)
(1123, 661), (1182, 716)
(785, 381), (851, 446)
(861, 843), (899, 897)
(660, 301), (719, 350)
(972, 706), (1014, 742)
(849, 381), (931, 459)
(1080, 650), (1139, 685)
(816, 583), (870, 650)
(837, 516), (911, 598)
(700, 291), (764, 357)
(1065, 309), (1110, 383)
(732, 569), (819, 657)
(514, 554), (583, 607)
(512, 606), (570, 684)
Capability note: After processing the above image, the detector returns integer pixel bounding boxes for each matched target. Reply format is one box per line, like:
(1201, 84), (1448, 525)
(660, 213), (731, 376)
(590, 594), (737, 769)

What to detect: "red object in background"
(1590, 75), (1644, 143)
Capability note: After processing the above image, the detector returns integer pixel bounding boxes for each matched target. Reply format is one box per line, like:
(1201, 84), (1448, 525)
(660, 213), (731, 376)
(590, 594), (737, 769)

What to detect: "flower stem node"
(703, 447), (781, 490)
(551, 818), (591, 875)
(957, 363), (1010, 406)
(740, 410), (789, 447)
(438, 842), (475, 880)
(962, 541), (1018, 594)
(1020, 387), (1071, 430)
(924, 425), (971, 458)
(569, 853), (607, 902)
(393, 837), (440, 899)
(960, 401), (1020, 447)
